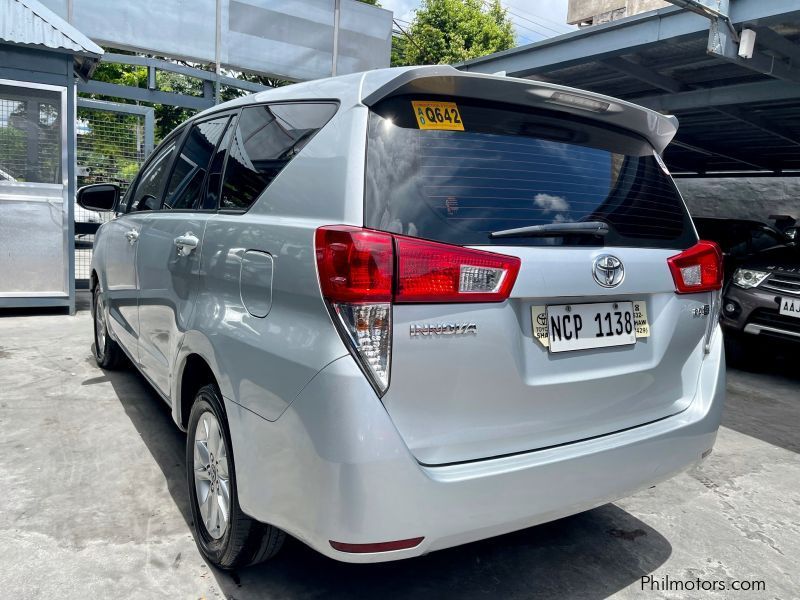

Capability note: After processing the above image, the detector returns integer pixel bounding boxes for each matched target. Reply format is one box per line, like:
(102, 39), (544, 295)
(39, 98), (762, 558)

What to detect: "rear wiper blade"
(489, 221), (609, 239)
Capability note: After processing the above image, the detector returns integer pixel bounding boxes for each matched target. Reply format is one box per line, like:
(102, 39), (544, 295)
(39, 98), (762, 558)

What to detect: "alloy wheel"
(193, 411), (230, 539)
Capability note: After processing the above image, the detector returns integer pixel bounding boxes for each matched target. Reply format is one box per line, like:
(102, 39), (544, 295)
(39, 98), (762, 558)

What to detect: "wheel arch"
(178, 353), (221, 430)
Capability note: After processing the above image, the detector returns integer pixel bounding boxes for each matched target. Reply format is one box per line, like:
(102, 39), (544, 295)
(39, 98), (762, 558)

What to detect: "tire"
(186, 384), (284, 569)
(92, 285), (125, 369)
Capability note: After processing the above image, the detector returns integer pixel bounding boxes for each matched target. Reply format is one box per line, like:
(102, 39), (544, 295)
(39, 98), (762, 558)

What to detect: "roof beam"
(77, 80), (214, 111)
(716, 46), (800, 84)
(713, 106), (800, 147)
(600, 56), (687, 92)
(754, 27), (800, 66)
(686, 4), (800, 85)
(457, 0), (800, 77)
(102, 53), (270, 93)
(603, 54), (800, 147)
(670, 140), (775, 172)
(633, 79), (800, 111)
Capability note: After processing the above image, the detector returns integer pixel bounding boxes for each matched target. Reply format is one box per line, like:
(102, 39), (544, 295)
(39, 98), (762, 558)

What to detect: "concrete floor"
(1, 293), (798, 599)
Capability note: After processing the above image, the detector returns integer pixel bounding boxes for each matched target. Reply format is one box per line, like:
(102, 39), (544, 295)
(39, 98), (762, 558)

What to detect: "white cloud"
(534, 193), (570, 213)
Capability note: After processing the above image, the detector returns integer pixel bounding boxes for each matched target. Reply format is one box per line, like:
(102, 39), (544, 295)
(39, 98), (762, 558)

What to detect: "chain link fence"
(74, 100), (153, 284)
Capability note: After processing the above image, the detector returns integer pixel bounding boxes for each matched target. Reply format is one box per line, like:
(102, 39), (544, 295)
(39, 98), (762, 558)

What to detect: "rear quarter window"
(365, 96), (696, 249)
(219, 102), (338, 211)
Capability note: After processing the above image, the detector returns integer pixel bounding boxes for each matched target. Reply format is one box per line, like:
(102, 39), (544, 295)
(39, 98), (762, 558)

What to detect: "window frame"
(159, 111), (237, 214)
(122, 125), (188, 214)
(121, 100), (339, 216)
(216, 99), (340, 216)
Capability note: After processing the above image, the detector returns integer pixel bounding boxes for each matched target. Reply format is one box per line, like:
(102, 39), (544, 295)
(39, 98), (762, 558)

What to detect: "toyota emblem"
(593, 255), (624, 288)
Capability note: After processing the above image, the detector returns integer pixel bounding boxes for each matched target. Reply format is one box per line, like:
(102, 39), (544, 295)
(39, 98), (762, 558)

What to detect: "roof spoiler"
(361, 65), (678, 154)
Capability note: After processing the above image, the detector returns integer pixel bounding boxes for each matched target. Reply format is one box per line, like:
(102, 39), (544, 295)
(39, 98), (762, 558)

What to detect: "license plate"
(546, 301), (637, 353)
(779, 297), (800, 319)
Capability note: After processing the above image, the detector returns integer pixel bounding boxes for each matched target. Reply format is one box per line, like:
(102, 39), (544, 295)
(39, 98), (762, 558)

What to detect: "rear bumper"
(226, 328), (725, 563)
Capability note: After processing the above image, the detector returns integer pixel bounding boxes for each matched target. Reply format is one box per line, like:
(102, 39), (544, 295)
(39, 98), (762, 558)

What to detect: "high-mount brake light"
(667, 240), (723, 294)
(315, 226), (521, 395)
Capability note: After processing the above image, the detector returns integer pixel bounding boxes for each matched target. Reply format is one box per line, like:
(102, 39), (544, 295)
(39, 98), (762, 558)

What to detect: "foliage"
(75, 108), (143, 189)
(393, 0), (515, 66)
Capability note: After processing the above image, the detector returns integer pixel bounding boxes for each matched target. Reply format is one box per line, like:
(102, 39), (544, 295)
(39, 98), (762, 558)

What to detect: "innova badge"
(593, 255), (624, 288)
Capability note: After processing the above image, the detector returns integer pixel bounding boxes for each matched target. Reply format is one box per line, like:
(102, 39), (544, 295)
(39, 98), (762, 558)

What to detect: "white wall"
(676, 177), (800, 221)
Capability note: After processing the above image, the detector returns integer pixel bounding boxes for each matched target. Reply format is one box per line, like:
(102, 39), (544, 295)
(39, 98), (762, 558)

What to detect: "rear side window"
(366, 97), (696, 249)
(220, 102), (337, 211)
(163, 116), (231, 210)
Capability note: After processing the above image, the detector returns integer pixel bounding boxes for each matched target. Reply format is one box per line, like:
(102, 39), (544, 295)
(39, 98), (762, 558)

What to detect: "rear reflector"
(330, 537), (424, 553)
(332, 302), (391, 392)
(667, 240), (723, 294)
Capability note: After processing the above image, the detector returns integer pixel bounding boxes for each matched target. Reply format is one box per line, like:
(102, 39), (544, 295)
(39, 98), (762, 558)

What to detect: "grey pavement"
(1, 292), (797, 599)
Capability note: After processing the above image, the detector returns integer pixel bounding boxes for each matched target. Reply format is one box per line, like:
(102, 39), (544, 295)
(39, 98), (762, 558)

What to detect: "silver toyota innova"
(81, 65), (725, 569)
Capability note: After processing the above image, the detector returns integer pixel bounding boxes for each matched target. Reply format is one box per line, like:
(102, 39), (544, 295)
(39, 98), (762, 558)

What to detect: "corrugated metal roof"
(0, 0), (103, 57)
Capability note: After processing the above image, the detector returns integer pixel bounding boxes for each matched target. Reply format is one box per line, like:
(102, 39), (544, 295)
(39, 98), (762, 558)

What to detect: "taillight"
(315, 226), (520, 394)
(395, 237), (520, 303)
(667, 241), (723, 294)
(315, 227), (393, 393)
(315, 226), (393, 302)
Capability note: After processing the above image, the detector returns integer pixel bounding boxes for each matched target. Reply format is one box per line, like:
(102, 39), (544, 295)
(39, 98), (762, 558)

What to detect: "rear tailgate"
(362, 94), (715, 465)
(385, 247), (709, 465)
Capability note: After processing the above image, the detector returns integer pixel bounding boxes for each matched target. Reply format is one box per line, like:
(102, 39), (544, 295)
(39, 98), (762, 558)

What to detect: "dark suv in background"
(693, 217), (792, 281)
(694, 218), (800, 359)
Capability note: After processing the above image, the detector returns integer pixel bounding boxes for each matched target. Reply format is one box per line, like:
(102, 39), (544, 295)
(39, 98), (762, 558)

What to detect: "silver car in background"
(81, 66), (726, 569)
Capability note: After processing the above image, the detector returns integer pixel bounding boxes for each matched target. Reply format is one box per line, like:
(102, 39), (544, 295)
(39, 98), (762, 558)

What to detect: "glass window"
(0, 85), (62, 184)
(202, 116), (236, 210)
(366, 97), (696, 250)
(220, 103), (337, 211)
(129, 135), (179, 212)
(750, 226), (785, 253)
(163, 116), (230, 210)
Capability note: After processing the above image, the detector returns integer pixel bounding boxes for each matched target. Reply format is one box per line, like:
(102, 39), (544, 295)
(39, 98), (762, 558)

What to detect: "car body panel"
(99, 213), (147, 359)
(385, 247), (712, 465)
(226, 328), (724, 563)
(89, 66), (725, 562)
(136, 212), (211, 397)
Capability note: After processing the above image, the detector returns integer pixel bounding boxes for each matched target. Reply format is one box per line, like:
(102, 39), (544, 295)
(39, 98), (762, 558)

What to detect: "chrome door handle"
(174, 232), (199, 257)
(124, 229), (139, 244)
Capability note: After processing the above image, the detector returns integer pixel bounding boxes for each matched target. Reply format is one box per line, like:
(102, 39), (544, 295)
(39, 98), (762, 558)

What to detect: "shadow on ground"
(723, 339), (800, 453)
(97, 358), (672, 600)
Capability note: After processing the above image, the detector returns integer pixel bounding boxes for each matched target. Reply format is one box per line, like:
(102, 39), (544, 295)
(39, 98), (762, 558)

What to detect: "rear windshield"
(365, 96), (696, 249)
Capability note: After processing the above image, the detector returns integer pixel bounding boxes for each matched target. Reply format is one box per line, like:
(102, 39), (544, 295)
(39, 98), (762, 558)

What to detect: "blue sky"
(382, 0), (577, 44)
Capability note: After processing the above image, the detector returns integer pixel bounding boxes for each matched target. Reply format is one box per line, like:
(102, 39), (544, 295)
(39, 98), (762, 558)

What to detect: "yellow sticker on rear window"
(412, 101), (464, 131)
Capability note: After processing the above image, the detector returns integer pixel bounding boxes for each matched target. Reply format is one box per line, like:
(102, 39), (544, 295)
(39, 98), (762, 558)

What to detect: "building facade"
(567, 0), (672, 27)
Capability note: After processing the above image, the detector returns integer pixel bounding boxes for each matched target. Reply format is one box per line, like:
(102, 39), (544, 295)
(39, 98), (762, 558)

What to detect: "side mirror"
(785, 227), (798, 242)
(77, 183), (119, 212)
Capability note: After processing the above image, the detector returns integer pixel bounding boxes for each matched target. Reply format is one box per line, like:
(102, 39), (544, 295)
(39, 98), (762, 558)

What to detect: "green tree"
(394, 0), (515, 66)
